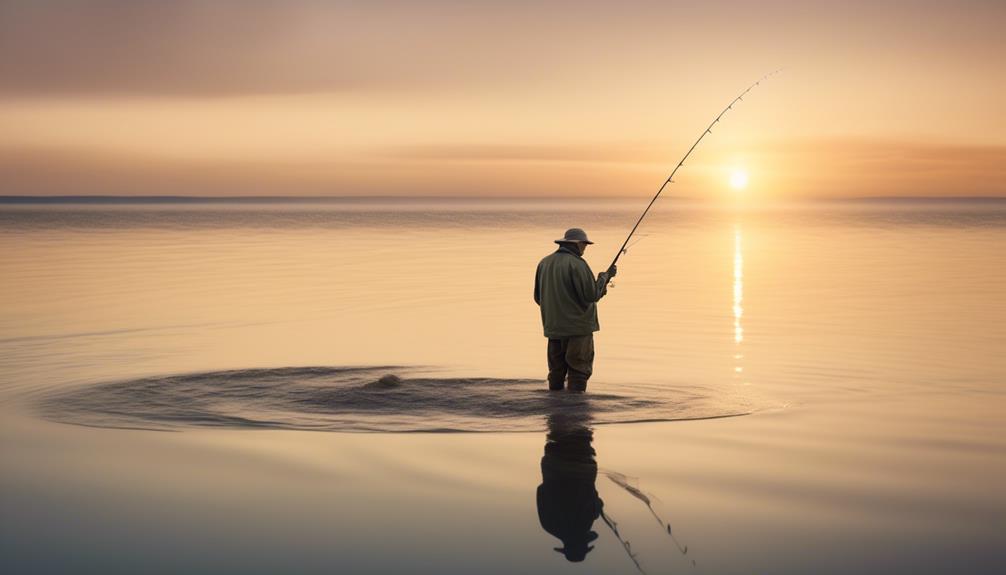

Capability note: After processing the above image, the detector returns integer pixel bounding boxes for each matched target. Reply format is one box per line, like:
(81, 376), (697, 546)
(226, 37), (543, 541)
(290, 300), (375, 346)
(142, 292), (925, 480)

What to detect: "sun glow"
(729, 169), (749, 190)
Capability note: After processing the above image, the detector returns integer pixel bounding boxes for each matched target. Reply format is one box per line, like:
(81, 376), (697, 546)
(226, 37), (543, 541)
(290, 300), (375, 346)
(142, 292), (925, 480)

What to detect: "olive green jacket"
(534, 246), (610, 338)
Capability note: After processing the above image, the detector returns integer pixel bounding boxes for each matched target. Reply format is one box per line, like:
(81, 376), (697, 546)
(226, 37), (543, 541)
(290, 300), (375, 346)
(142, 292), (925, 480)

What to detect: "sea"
(1, 197), (1003, 574)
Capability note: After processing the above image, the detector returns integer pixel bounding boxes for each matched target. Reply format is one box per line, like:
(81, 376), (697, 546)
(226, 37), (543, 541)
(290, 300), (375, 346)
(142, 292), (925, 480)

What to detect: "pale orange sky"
(1, 0), (1003, 199)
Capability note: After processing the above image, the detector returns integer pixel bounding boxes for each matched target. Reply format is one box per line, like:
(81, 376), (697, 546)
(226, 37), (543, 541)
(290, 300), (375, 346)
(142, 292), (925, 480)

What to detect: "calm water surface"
(1, 199), (1004, 573)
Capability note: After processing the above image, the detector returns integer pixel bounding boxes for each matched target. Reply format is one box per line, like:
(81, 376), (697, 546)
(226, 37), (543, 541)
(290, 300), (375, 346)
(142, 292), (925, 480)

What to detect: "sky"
(0, 0), (1003, 199)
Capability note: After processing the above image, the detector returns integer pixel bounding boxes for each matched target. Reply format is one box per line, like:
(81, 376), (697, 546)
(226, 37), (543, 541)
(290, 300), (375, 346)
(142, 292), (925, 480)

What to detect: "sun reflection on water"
(733, 225), (744, 379)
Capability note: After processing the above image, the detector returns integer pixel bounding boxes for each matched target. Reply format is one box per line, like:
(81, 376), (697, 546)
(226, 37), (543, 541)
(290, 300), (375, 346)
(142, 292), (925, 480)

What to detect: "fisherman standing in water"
(534, 228), (616, 392)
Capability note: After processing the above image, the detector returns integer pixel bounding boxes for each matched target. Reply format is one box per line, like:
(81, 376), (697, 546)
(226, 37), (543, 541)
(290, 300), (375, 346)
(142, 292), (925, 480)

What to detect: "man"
(533, 228), (616, 392)
(536, 410), (602, 562)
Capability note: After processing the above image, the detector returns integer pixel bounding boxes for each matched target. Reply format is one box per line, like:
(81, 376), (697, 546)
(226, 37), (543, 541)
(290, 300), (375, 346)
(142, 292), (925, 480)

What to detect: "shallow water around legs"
(1, 199), (1004, 573)
(37, 366), (752, 432)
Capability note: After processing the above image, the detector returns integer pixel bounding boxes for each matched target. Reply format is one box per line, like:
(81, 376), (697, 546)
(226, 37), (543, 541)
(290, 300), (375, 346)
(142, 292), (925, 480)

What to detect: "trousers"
(547, 334), (595, 392)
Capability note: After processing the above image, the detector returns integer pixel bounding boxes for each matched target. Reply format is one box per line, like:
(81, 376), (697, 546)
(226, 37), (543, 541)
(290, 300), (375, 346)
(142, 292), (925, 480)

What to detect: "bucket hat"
(554, 228), (594, 244)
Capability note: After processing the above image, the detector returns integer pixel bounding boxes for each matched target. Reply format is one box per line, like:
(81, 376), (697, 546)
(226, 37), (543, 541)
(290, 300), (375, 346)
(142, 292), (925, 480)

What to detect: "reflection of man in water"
(534, 228), (616, 392)
(536, 411), (604, 562)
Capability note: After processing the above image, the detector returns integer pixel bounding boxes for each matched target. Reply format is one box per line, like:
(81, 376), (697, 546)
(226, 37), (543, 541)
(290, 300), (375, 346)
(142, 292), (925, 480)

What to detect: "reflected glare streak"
(732, 224), (745, 382)
(733, 226), (744, 345)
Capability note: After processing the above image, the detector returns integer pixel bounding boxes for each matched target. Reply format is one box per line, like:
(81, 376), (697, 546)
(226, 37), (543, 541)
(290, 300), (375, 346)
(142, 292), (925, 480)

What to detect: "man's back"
(534, 246), (607, 338)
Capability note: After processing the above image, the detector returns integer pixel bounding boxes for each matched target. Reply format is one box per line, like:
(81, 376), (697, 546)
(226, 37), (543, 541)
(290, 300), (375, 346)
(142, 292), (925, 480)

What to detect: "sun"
(729, 169), (749, 190)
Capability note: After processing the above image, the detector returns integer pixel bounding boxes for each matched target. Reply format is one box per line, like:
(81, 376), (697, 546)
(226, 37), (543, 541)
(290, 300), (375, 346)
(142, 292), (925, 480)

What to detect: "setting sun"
(729, 169), (749, 190)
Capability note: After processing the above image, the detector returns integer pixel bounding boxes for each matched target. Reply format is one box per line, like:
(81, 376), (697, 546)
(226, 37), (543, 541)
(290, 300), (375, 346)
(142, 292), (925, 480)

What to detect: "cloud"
(749, 138), (1006, 197)
(0, 145), (651, 197)
(0, 0), (651, 97)
(379, 143), (669, 165)
(1, 138), (1003, 198)
(0, 1), (517, 96)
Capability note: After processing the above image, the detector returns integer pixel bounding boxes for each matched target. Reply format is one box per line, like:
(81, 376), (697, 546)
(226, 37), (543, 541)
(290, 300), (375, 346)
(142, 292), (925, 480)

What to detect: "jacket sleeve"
(570, 261), (608, 304)
(533, 261), (542, 305)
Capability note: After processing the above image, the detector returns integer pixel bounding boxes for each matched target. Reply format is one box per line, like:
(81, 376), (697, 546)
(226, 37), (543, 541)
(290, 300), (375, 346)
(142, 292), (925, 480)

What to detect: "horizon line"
(1, 194), (1005, 205)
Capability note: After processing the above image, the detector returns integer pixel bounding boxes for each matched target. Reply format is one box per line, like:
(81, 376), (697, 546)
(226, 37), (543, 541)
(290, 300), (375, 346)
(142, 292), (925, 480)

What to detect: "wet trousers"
(547, 334), (595, 392)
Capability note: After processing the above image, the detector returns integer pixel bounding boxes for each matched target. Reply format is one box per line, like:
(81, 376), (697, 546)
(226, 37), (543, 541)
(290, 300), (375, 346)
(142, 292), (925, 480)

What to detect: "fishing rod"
(600, 509), (647, 574)
(603, 471), (693, 561)
(604, 70), (780, 283)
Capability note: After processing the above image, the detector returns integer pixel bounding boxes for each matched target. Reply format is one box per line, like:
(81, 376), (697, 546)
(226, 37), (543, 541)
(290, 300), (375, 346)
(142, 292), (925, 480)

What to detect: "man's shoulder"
(538, 250), (558, 263)
(539, 249), (577, 266)
(539, 251), (591, 280)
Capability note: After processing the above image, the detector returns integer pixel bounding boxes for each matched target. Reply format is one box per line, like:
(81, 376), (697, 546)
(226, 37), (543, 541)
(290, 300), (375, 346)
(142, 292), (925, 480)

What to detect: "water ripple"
(36, 366), (752, 432)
